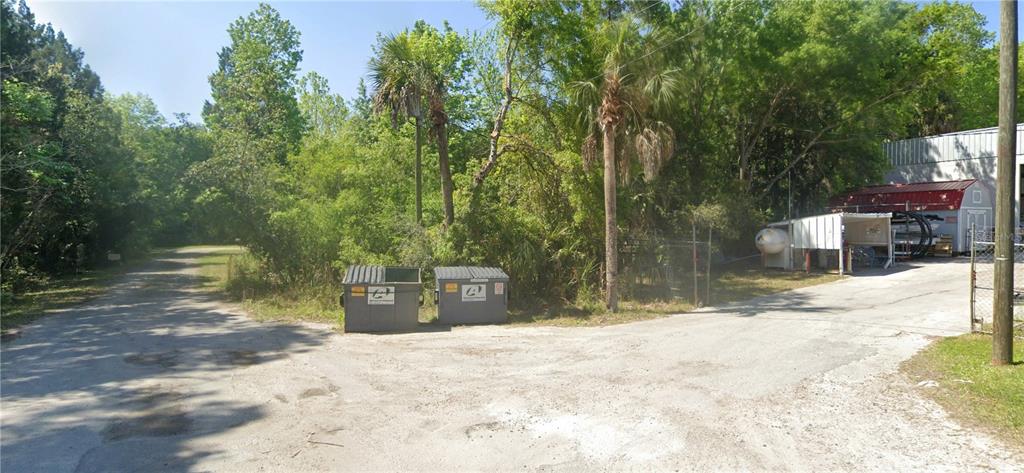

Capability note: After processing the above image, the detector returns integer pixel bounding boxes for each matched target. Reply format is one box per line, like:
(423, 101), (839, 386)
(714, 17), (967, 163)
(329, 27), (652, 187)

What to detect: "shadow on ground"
(0, 250), (326, 472)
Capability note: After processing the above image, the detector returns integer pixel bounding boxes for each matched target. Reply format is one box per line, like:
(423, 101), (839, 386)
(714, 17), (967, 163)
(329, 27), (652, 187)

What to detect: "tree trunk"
(415, 115), (422, 224)
(435, 120), (455, 227)
(603, 123), (618, 312)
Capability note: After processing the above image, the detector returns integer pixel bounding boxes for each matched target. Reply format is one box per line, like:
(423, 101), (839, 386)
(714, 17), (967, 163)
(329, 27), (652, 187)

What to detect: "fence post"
(692, 222), (699, 307)
(970, 224), (976, 332)
(706, 227), (712, 306)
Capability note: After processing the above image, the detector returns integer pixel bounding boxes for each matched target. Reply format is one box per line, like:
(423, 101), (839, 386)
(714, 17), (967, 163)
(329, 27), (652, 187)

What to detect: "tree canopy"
(1, 0), (1017, 305)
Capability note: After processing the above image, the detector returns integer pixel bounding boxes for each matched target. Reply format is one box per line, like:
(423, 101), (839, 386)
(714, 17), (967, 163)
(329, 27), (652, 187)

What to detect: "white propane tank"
(755, 228), (789, 254)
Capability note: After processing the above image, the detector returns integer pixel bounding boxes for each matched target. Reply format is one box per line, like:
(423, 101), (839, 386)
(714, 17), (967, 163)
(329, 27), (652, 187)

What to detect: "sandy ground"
(1, 247), (1022, 472)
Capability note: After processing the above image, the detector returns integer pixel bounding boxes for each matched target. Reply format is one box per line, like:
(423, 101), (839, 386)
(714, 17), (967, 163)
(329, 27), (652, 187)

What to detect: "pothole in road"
(221, 349), (260, 366)
(103, 387), (192, 441)
(465, 421), (505, 439)
(123, 351), (180, 368)
(102, 406), (192, 441)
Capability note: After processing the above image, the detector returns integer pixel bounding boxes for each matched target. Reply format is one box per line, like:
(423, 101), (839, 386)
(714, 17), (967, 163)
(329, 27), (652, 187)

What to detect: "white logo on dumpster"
(461, 284), (486, 302)
(368, 286), (395, 305)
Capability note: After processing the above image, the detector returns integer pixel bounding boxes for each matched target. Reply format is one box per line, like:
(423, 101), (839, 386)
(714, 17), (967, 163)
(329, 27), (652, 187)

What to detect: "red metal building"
(830, 179), (991, 253)
(829, 179), (977, 212)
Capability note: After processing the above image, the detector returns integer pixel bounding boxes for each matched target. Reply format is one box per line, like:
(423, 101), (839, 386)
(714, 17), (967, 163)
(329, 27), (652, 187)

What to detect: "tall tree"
(298, 71), (349, 137)
(109, 93), (211, 245)
(202, 2), (304, 165)
(366, 21), (467, 227)
(414, 21), (467, 227)
(368, 31), (425, 223)
(193, 3), (304, 256)
(905, 0), (997, 135)
(1, 0), (142, 280)
(572, 16), (678, 312)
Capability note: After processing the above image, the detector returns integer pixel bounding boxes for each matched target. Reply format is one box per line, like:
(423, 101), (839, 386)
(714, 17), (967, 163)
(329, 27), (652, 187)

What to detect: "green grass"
(197, 247), (343, 325)
(197, 248), (844, 329)
(1, 259), (145, 335)
(902, 334), (1024, 446)
(194, 246), (245, 290)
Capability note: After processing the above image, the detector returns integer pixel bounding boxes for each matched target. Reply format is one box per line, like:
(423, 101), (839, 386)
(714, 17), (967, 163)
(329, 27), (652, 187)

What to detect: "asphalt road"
(2, 247), (1021, 472)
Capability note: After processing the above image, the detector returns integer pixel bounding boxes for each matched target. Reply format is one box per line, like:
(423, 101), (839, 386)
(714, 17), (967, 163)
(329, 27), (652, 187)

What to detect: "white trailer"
(756, 212), (893, 274)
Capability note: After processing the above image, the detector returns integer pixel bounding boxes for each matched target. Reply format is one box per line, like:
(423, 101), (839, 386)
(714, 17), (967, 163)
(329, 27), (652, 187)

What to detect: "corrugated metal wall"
(791, 214), (842, 250)
(884, 124), (1024, 166)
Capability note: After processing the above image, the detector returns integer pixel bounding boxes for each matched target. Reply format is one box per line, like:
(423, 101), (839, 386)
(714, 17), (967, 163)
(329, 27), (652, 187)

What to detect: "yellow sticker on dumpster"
(351, 286), (365, 296)
(445, 282), (458, 293)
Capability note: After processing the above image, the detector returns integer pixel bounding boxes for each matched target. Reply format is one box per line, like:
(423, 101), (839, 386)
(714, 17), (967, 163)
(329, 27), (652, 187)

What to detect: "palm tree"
(369, 32), (425, 224)
(367, 26), (458, 227)
(572, 17), (678, 312)
(424, 80), (456, 228)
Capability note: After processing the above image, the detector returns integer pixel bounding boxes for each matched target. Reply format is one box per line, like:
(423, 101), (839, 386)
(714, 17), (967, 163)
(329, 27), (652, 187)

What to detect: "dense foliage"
(0, 0), (208, 297)
(2, 0), (1019, 307)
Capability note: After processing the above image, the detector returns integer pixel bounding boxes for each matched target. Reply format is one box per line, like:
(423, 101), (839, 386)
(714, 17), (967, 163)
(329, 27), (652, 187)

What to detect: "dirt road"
(2, 247), (1021, 472)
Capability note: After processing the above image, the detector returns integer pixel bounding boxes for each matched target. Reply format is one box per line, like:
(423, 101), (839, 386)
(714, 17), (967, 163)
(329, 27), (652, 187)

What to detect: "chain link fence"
(969, 229), (1024, 335)
(620, 236), (714, 307)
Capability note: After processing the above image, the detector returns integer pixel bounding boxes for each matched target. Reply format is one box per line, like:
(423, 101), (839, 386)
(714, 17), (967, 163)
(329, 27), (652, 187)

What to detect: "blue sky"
(26, 1), (491, 121)
(25, 1), (1014, 123)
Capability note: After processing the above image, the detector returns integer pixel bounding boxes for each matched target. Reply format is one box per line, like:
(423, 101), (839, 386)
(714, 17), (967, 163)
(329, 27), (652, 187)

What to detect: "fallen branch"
(307, 439), (345, 448)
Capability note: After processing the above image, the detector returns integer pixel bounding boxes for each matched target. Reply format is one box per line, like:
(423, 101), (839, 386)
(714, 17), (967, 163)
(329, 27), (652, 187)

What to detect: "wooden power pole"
(993, 0), (1017, 366)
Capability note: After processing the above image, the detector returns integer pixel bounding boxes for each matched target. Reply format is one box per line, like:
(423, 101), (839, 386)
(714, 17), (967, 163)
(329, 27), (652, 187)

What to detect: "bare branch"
(473, 37), (519, 188)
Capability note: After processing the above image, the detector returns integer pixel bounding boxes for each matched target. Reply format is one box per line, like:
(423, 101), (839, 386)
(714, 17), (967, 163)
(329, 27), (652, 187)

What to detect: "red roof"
(830, 179), (976, 212)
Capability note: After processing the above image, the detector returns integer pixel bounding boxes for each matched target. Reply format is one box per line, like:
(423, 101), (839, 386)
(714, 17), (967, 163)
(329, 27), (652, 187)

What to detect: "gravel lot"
(2, 247), (1021, 472)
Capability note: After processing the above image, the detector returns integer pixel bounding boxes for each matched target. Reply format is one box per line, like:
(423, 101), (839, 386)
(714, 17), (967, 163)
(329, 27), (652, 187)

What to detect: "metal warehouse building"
(882, 124), (1024, 229)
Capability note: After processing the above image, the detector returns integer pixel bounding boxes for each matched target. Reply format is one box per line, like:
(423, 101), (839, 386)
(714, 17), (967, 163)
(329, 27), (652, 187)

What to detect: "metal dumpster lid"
(434, 266), (509, 280)
(343, 265), (421, 284)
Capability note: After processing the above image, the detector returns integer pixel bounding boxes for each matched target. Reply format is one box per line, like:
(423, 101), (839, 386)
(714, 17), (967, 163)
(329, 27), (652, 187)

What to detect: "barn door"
(965, 210), (987, 250)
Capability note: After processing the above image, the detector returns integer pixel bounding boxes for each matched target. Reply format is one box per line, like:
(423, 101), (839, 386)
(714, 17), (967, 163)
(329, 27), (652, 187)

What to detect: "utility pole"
(993, 0), (1017, 366)
(415, 115), (423, 224)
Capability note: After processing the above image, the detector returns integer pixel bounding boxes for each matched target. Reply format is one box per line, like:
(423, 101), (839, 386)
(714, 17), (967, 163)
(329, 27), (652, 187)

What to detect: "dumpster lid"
(434, 266), (509, 280)
(343, 265), (421, 284)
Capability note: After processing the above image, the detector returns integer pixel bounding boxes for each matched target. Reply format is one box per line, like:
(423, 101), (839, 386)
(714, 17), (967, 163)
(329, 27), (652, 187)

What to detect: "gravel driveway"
(2, 247), (1021, 472)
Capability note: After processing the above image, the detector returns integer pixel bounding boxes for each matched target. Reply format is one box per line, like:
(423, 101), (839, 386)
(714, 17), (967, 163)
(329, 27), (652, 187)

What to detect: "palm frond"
(367, 31), (424, 129)
(634, 121), (674, 182)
